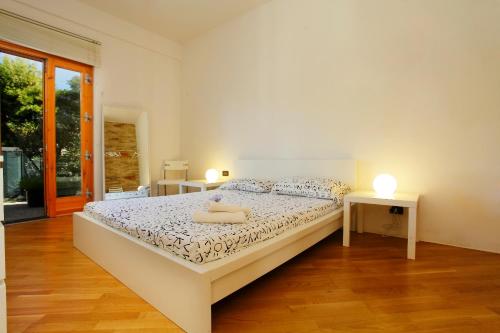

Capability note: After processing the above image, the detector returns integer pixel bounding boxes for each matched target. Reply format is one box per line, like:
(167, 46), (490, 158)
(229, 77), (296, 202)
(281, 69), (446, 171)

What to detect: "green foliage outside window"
(0, 56), (81, 178)
(0, 56), (43, 170)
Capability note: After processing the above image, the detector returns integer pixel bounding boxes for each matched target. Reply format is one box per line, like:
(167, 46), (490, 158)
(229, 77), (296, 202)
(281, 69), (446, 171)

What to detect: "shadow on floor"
(4, 202), (45, 223)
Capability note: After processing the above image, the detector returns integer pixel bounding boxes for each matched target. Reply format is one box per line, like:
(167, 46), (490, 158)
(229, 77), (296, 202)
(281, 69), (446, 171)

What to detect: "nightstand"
(179, 180), (225, 194)
(343, 191), (419, 259)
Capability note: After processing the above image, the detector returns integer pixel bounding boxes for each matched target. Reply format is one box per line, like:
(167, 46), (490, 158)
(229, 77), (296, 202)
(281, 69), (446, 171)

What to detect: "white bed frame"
(73, 159), (356, 333)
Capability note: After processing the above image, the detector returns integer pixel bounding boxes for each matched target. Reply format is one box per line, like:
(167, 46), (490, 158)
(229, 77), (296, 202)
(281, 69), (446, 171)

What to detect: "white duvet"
(84, 190), (339, 264)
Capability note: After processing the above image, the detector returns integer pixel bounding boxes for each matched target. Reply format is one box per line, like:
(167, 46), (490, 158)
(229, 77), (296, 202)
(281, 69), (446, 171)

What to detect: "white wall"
(136, 112), (150, 187)
(182, 0), (500, 253)
(2, 0), (182, 198)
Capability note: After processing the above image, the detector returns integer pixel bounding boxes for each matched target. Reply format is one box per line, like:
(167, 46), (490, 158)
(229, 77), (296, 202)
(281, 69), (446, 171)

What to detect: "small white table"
(343, 191), (419, 259)
(179, 180), (225, 194)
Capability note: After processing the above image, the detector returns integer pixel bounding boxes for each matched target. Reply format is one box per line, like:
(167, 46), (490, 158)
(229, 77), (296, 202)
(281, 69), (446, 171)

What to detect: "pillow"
(220, 178), (275, 193)
(271, 177), (350, 205)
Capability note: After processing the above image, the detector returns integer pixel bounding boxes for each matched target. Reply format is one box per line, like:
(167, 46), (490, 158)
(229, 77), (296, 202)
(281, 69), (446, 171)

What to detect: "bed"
(73, 159), (357, 333)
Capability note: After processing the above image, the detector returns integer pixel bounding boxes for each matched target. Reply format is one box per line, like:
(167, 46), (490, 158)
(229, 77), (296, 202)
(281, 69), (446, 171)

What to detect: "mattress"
(83, 190), (339, 264)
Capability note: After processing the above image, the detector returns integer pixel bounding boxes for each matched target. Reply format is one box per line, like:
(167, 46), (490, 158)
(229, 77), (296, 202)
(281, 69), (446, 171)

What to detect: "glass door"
(0, 51), (46, 223)
(46, 59), (93, 216)
(1, 40), (93, 218)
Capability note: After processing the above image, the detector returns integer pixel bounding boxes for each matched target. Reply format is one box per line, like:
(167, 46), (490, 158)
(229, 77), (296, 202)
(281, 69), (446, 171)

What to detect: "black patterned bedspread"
(84, 190), (339, 264)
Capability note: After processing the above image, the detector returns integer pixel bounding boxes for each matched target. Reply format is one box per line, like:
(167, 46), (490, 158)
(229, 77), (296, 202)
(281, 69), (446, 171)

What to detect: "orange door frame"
(0, 39), (93, 217)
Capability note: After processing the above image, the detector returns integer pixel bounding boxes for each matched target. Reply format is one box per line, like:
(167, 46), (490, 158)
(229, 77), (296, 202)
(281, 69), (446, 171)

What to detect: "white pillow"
(271, 177), (350, 205)
(220, 178), (275, 193)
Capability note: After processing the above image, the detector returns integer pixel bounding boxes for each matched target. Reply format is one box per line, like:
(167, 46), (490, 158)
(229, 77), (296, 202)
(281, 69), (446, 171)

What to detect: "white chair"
(156, 160), (188, 196)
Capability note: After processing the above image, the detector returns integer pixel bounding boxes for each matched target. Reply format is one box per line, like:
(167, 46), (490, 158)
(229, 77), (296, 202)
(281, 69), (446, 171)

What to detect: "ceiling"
(79, 0), (270, 43)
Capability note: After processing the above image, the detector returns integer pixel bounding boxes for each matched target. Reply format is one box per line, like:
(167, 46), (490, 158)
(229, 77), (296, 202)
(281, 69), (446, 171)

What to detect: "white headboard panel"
(233, 159), (357, 188)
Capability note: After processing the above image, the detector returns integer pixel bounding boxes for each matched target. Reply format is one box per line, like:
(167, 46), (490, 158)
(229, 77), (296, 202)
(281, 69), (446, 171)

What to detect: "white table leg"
(200, 185), (207, 192)
(343, 201), (351, 247)
(179, 185), (186, 194)
(356, 203), (364, 233)
(408, 207), (417, 259)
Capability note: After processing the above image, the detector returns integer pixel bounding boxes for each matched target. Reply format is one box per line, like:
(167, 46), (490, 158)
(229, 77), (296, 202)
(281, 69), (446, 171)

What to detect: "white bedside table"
(343, 191), (419, 259)
(179, 180), (225, 194)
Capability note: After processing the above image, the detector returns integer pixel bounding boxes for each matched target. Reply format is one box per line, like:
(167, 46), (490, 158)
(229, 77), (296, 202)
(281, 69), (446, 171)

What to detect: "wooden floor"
(5, 216), (500, 333)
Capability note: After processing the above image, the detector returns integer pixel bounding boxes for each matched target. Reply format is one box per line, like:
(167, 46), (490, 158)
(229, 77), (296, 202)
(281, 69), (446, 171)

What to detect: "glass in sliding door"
(55, 67), (82, 198)
(46, 59), (93, 216)
(0, 51), (46, 222)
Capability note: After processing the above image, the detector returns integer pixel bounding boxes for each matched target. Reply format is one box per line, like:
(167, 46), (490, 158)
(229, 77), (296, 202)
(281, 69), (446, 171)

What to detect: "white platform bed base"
(73, 159), (356, 333)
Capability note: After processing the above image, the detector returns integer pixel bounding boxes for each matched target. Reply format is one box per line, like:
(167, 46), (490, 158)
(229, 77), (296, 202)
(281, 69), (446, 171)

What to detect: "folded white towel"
(208, 201), (251, 215)
(193, 211), (247, 224)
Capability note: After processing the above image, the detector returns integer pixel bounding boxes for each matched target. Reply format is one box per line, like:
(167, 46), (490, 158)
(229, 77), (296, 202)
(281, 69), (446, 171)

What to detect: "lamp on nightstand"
(205, 169), (219, 183)
(372, 173), (397, 197)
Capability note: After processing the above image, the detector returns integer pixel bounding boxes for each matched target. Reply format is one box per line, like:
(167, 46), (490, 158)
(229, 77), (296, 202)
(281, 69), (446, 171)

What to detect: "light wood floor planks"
(5, 216), (500, 332)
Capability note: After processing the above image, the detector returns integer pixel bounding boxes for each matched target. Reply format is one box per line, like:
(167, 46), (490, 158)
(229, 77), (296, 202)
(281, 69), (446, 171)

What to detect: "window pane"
(55, 67), (81, 197)
(0, 51), (46, 221)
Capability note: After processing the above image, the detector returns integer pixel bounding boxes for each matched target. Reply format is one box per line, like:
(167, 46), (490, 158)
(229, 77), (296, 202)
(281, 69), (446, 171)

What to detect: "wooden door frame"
(49, 58), (94, 216)
(0, 39), (93, 217)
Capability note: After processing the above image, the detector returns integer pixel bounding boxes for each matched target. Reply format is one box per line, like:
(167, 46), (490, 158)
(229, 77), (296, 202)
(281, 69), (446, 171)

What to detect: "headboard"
(233, 159), (357, 189)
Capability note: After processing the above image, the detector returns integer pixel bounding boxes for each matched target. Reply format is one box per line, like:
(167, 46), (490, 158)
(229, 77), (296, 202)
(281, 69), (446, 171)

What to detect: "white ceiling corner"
(79, 0), (270, 43)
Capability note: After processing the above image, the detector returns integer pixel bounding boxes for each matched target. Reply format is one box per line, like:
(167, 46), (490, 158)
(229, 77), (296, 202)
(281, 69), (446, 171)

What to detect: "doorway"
(0, 40), (93, 222)
(0, 52), (45, 222)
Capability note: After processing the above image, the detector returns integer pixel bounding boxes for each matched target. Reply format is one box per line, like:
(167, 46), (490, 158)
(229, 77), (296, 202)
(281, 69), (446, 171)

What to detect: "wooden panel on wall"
(104, 122), (139, 192)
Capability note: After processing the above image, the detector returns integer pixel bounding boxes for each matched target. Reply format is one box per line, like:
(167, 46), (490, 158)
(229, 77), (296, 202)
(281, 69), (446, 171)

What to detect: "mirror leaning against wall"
(102, 106), (150, 200)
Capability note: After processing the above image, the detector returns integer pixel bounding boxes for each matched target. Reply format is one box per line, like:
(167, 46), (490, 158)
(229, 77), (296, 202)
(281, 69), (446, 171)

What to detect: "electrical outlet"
(222, 170), (229, 177)
(389, 206), (404, 215)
